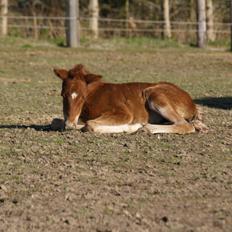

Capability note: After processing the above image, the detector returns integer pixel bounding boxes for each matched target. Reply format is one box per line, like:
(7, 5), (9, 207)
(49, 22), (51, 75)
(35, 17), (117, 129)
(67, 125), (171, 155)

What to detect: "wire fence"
(0, 15), (231, 42)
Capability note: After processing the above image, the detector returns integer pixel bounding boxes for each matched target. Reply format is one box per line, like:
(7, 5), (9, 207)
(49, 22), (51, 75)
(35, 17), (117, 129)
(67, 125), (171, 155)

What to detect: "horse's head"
(54, 64), (102, 129)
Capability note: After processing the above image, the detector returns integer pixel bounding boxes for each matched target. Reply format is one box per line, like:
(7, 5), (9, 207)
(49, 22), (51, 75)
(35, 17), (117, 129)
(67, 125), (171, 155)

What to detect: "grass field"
(0, 37), (231, 232)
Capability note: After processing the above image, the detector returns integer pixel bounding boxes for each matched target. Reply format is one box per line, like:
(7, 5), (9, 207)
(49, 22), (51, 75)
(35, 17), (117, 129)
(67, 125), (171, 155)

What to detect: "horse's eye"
(71, 92), (78, 99)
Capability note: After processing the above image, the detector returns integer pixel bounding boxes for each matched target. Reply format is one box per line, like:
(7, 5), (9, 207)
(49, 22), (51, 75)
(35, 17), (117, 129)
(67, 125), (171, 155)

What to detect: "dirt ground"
(0, 38), (231, 232)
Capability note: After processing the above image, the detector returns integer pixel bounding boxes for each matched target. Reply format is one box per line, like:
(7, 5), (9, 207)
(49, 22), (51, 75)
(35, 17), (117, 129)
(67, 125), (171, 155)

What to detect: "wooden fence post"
(206, 0), (215, 42)
(32, 12), (39, 39)
(197, 0), (206, 48)
(89, 0), (99, 39)
(163, 0), (171, 38)
(231, 0), (232, 51)
(125, 0), (129, 36)
(66, 0), (80, 47)
(1, 0), (8, 36)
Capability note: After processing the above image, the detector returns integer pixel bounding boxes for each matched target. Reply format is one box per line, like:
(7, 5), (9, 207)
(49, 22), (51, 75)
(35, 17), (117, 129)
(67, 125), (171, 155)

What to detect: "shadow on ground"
(194, 97), (232, 110)
(0, 124), (54, 132)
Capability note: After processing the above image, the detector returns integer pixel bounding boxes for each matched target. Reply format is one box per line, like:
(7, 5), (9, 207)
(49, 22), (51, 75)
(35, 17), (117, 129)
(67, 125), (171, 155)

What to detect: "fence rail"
(6, 26), (230, 35)
(0, 15), (231, 41)
(1, 15), (231, 26)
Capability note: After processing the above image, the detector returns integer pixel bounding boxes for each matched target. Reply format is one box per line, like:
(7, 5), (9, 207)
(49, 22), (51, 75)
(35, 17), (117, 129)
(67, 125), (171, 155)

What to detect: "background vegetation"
(2, 0), (230, 47)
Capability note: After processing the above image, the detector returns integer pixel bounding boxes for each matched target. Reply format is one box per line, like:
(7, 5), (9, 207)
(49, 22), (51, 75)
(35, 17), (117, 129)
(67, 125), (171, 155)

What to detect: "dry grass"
(0, 37), (231, 232)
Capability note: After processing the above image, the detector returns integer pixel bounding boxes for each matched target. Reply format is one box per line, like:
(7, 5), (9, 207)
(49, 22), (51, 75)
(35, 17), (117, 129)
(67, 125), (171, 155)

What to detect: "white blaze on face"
(71, 92), (78, 100)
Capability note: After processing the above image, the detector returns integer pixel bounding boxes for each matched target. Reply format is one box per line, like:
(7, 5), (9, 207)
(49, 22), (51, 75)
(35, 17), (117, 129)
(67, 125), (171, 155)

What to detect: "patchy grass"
(84, 37), (184, 51)
(0, 37), (231, 232)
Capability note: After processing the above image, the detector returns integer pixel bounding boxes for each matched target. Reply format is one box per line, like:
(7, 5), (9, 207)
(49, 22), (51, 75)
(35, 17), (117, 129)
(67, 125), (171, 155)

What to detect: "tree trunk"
(89, 0), (99, 39)
(197, 0), (206, 48)
(163, 0), (171, 38)
(66, 0), (80, 47)
(206, 0), (215, 42)
(1, 0), (8, 36)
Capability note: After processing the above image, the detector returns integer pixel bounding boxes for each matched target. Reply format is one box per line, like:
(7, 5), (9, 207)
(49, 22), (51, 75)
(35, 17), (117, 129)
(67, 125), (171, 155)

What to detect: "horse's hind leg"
(144, 90), (195, 134)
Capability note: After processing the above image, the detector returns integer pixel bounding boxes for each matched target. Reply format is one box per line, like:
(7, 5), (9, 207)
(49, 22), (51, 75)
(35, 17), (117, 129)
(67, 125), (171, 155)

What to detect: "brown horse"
(53, 64), (207, 134)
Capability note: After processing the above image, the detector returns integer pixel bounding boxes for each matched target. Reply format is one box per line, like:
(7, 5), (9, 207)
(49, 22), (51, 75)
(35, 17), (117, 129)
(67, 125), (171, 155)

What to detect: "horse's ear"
(84, 74), (102, 84)
(53, 68), (68, 80)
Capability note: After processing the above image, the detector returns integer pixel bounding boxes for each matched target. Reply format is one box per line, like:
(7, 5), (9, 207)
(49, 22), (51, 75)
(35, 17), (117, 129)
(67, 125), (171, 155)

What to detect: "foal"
(53, 64), (207, 134)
